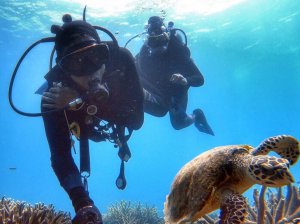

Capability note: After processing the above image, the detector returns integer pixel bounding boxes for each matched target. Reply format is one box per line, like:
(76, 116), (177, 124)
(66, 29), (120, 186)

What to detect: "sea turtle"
(164, 135), (300, 224)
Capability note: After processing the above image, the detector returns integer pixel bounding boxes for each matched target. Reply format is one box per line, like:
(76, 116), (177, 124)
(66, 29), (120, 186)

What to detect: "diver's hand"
(42, 82), (80, 109)
(170, 73), (188, 86)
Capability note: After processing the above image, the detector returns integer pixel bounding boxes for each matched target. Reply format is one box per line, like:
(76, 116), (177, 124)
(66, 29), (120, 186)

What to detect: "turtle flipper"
(251, 135), (300, 165)
(220, 190), (248, 224)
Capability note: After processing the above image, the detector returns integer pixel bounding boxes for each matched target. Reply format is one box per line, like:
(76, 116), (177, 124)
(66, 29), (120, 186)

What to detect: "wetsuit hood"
(47, 20), (108, 79)
(55, 20), (101, 61)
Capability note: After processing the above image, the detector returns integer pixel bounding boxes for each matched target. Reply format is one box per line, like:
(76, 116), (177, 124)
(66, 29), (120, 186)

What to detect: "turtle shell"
(164, 145), (253, 223)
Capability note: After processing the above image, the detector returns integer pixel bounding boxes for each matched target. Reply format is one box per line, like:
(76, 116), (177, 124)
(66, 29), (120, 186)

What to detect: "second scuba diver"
(40, 14), (144, 223)
(135, 16), (214, 135)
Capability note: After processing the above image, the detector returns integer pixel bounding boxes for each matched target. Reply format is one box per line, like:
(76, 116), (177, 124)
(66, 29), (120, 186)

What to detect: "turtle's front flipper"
(251, 135), (300, 165)
(220, 190), (248, 224)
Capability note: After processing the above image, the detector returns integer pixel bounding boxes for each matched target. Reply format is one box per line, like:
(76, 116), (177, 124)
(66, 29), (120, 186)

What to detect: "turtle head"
(248, 155), (294, 187)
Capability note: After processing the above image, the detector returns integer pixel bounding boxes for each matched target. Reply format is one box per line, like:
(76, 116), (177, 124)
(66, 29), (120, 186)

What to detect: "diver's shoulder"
(118, 47), (133, 56)
(118, 47), (135, 62)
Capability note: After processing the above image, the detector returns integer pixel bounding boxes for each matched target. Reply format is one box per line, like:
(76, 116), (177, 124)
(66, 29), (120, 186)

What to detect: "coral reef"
(103, 200), (164, 224)
(195, 185), (300, 224)
(0, 198), (163, 224)
(2, 185), (298, 224)
(0, 197), (71, 224)
(247, 185), (300, 224)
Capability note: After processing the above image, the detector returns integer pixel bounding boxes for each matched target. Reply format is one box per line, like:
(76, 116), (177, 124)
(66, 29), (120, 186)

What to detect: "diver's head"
(145, 16), (169, 55)
(52, 15), (110, 102)
(53, 15), (109, 77)
(147, 16), (165, 35)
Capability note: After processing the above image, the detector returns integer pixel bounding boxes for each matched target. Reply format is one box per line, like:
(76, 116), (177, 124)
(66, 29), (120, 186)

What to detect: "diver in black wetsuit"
(41, 15), (144, 224)
(135, 16), (214, 135)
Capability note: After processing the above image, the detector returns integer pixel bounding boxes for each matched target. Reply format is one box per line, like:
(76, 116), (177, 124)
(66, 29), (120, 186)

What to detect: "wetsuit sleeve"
(169, 35), (204, 87)
(41, 102), (83, 191)
(181, 57), (204, 87)
(42, 109), (72, 161)
(114, 47), (144, 130)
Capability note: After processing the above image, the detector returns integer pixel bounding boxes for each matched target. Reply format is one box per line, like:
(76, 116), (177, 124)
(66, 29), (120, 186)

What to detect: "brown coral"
(0, 197), (71, 224)
(247, 185), (300, 224)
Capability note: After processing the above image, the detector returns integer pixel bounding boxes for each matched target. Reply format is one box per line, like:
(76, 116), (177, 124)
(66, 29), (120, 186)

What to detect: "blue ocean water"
(0, 0), (299, 218)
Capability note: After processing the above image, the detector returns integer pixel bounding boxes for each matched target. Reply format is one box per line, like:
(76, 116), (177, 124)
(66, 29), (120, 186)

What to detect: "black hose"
(93, 25), (119, 48)
(49, 46), (55, 70)
(8, 37), (68, 117)
(124, 32), (146, 48)
(172, 28), (188, 46)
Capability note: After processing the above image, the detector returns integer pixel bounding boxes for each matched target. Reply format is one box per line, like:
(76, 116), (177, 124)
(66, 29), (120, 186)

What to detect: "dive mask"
(58, 43), (109, 76)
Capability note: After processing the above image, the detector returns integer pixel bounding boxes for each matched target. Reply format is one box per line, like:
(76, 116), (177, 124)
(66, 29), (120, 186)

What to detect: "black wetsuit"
(136, 35), (204, 130)
(41, 47), (144, 210)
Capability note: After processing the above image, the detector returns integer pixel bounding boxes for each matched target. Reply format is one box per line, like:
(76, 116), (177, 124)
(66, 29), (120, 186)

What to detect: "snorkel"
(9, 6), (119, 117)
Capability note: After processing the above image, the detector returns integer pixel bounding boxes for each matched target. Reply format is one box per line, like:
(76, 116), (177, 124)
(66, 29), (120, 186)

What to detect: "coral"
(247, 185), (300, 224)
(0, 197), (71, 224)
(3, 185), (298, 224)
(194, 185), (300, 224)
(0, 198), (164, 224)
(103, 200), (164, 224)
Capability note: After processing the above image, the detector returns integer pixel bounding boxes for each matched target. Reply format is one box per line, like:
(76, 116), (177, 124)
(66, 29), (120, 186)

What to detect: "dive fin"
(193, 109), (214, 136)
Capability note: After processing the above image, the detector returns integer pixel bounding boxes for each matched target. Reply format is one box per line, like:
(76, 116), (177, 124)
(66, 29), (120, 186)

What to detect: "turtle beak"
(262, 159), (294, 186)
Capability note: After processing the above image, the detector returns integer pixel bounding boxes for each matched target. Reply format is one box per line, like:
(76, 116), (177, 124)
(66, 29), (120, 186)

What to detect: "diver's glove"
(42, 82), (80, 110)
(72, 205), (103, 224)
(170, 73), (188, 86)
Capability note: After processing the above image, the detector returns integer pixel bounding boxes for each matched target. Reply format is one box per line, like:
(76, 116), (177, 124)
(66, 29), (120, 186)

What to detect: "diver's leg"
(169, 93), (194, 130)
(143, 89), (168, 117)
(169, 94), (214, 135)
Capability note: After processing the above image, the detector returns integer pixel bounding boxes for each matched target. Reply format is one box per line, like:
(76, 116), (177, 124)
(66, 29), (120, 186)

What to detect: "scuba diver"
(134, 16), (214, 135)
(9, 10), (144, 224)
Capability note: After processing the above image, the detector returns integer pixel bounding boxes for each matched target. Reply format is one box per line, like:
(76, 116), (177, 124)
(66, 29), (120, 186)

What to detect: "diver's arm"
(41, 102), (72, 150)
(183, 58), (204, 87)
(169, 34), (204, 87)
